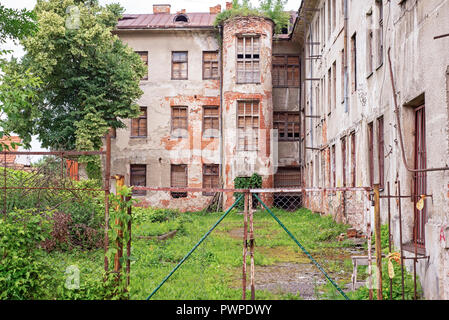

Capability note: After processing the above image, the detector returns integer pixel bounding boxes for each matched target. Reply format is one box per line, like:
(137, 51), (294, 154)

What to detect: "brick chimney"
(210, 4), (222, 14)
(226, 2), (233, 10)
(153, 4), (171, 14)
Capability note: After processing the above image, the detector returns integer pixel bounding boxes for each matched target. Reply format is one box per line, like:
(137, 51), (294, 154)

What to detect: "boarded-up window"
(203, 106), (219, 138)
(171, 106), (188, 137)
(237, 36), (260, 84)
(341, 136), (347, 187)
(203, 51), (219, 79)
(351, 131), (356, 187)
(332, 61), (336, 110)
(368, 122), (374, 187)
(351, 33), (357, 92)
(130, 164), (146, 196)
(274, 167), (301, 187)
(172, 51), (188, 80)
(131, 107), (147, 137)
(331, 144), (336, 188)
(136, 51), (148, 80)
(171, 164), (187, 198)
(376, 0), (384, 67)
(237, 101), (259, 151)
(273, 112), (300, 141)
(203, 164), (219, 196)
(377, 116), (384, 189)
(272, 55), (300, 87)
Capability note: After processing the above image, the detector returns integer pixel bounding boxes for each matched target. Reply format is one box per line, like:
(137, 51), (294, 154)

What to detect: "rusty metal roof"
(117, 13), (218, 30)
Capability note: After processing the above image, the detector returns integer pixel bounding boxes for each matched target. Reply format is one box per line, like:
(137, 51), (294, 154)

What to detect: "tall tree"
(2, 0), (145, 151)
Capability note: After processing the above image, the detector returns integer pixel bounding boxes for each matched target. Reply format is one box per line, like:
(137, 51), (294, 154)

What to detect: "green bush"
(233, 173), (262, 209)
(0, 209), (54, 299)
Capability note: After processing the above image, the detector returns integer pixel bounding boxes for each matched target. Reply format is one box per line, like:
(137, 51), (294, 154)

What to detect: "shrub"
(0, 209), (54, 299)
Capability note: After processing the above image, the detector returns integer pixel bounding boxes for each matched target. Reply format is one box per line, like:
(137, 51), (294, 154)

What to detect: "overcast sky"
(1, 0), (302, 57)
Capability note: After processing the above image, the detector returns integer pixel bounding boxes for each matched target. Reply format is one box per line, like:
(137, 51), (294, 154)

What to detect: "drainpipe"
(219, 25), (224, 186)
(344, 0), (349, 113)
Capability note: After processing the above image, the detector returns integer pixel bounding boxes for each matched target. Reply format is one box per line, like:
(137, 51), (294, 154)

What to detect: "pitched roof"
(117, 13), (218, 30)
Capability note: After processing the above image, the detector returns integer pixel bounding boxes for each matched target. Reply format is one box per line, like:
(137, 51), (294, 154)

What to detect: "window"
(171, 164), (187, 198)
(368, 122), (374, 187)
(171, 106), (188, 138)
(350, 131), (356, 187)
(274, 167), (301, 187)
(237, 36), (260, 84)
(377, 116), (384, 189)
(331, 144), (336, 188)
(332, 61), (337, 110)
(203, 106), (219, 138)
(272, 55), (300, 87)
(203, 51), (219, 80)
(332, 0), (336, 31)
(136, 51), (148, 80)
(131, 107), (147, 137)
(172, 51), (188, 80)
(203, 164), (219, 196)
(341, 136), (347, 187)
(327, 0), (331, 40)
(341, 48), (345, 104)
(366, 13), (374, 76)
(351, 33), (357, 92)
(273, 112), (300, 141)
(328, 67), (332, 114)
(376, 0), (384, 67)
(237, 101), (259, 151)
(130, 164), (146, 196)
(174, 14), (188, 23)
(414, 105), (427, 247)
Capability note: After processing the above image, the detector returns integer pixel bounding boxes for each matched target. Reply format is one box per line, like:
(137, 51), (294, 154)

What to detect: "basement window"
(130, 164), (146, 196)
(273, 112), (300, 141)
(131, 107), (147, 138)
(171, 164), (188, 198)
(237, 35), (260, 84)
(237, 101), (259, 151)
(202, 164), (219, 196)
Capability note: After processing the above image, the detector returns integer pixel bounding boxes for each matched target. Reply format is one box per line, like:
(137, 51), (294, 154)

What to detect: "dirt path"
(228, 227), (366, 300)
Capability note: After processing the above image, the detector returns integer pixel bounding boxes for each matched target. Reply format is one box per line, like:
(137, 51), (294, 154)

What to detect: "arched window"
(174, 14), (188, 23)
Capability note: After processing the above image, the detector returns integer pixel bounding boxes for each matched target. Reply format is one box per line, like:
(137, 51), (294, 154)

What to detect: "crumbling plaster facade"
(301, 0), (449, 299)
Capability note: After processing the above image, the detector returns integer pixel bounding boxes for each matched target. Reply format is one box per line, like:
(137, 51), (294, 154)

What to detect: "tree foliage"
(1, 0), (145, 151)
(214, 0), (290, 34)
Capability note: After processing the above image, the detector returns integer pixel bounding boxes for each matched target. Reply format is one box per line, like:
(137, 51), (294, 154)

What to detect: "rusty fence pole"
(104, 133), (111, 272)
(114, 175), (125, 274)
(249, 194), (255, 300)
(242, 191), (249, 300)
(373, 184), (383, 300)
(397, 181), (405, 299)
(367, 220), (373, 300)
(126, 195), (132, 292)
(387, 182), (393, 300)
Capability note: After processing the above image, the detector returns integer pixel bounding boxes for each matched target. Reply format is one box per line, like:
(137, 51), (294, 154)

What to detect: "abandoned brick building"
(108, 1), (449, 299)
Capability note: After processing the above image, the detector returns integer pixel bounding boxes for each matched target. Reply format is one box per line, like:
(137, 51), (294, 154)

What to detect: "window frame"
(273, 111), (300, 141)
(171, 51), (188, 80)
(202, 164), (220, 196)
(130, 107), (147, 138)
(171, 106), (188, 138)
(170, 164), (188, 198)
(237, 100), (260, 151)
(202, 51), (219, 80)
(377, 116), (385, 189)
(272, 54), (300, 88)
(136, 51), (148, 80)
(202, 106), (219, 138)
(130, 164), (147, 196)
(236, 35), (261, 84)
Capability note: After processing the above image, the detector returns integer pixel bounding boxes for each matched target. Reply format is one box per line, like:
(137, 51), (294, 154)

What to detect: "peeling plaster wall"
(110, 29), (220, 212)
(221, 16), (275, 207)
(302, 0), (449, 299)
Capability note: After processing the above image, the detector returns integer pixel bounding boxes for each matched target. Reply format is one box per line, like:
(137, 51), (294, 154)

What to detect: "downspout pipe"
(387, 47), (449, 173)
